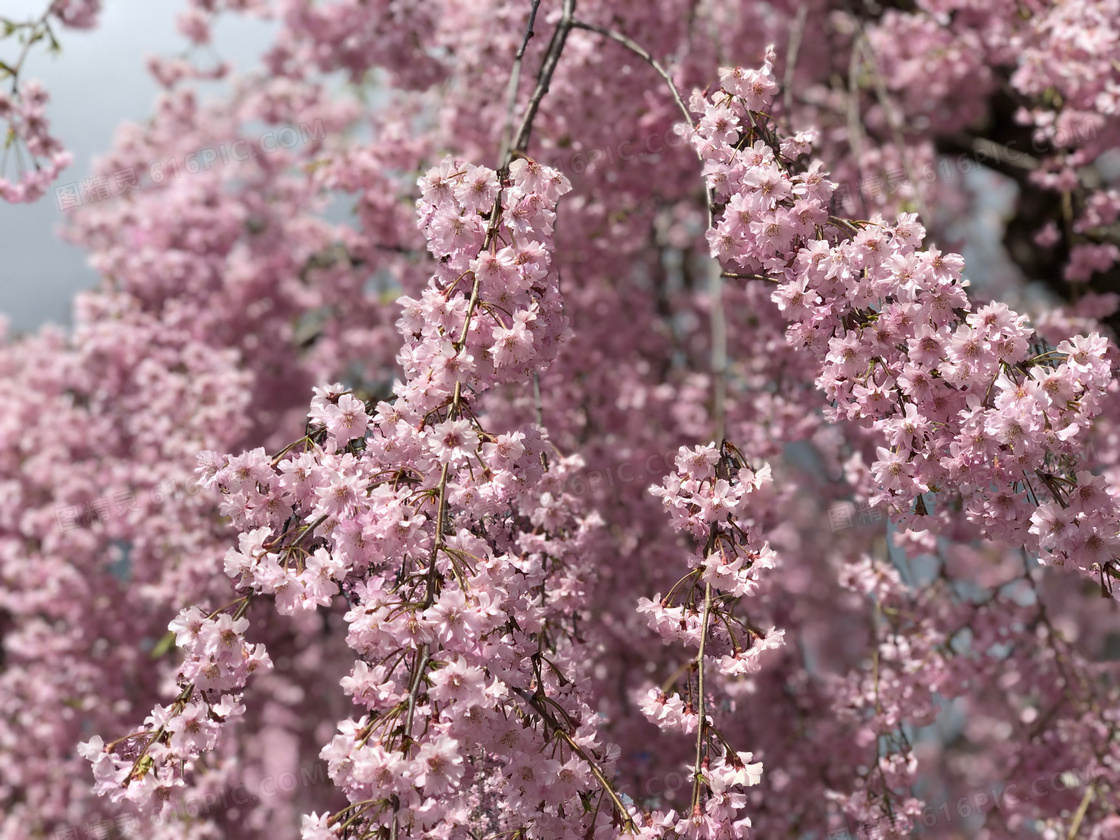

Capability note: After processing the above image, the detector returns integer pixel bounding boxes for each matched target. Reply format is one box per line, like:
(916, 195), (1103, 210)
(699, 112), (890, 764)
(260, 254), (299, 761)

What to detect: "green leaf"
(150, 631), (176, 659)
(133, 754), (154, 780)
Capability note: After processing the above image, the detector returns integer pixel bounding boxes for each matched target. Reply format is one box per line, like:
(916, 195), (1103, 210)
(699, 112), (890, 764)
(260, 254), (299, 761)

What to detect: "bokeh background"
(0, 0), (274, 333)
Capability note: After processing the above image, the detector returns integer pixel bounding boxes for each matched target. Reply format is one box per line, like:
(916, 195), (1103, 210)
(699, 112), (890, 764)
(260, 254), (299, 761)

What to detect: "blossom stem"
(691, 580), (713, 809)
(554, 730), (637, 832)
(709, 258), (726, 443)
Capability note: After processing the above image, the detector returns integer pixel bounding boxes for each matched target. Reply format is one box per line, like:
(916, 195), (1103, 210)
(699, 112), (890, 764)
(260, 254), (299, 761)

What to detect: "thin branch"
(404, 14), (591, 834)
(512, 685), (637, 832)
(533, 371), (544, 426)
(509, 0), (578, 159)
(1067, 784), (1095, 840)
(691, 581), (713, 809)
(389, 644), (431, 839)
(967, 135), (1039, 171)
(498, 0), (544, 166)
(709, 258), (726, 443)
(3, 7), (54, 94)
(556, 730), (637, 832)
(431, 0), (583, 614)
(570, 20), (693, 129)
(721, 271), (778, 283)
(404, 644), (431, 742)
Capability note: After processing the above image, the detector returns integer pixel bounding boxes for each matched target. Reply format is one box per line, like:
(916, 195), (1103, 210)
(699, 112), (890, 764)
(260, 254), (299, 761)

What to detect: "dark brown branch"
(498, 0), (545, 165)
(508, 0), (578, 160)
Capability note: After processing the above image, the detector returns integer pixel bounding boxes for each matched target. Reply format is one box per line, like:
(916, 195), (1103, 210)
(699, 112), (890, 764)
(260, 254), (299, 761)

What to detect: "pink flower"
(300, 813), (341, 840)
(873, 447), (926, 495)
(719, 58), (778, 112)
(413, 734), (464, 794)
(491, 310), (536, 368)
(428, 658), (489, 709)
(323, 394), (369, 443)
(427, 419), (480, 464)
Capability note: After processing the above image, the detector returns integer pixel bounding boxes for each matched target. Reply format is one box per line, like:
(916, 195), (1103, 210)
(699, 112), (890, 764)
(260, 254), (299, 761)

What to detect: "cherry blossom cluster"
(691, 55), (1120, 587)
(636, 442), (783, 837)
(86, 153), (654, 839)
(7, 3), (1120, 839)
(79, 600), (269, 812)
(0, 80), (71, 202)
(866, 0), (1120, 305)
(0, 38), (409, 835)
(0, 1), (106, 201)
(46, 0), (102, 29)
(821, 552), (945, 835)
(274, 0), (444, 89)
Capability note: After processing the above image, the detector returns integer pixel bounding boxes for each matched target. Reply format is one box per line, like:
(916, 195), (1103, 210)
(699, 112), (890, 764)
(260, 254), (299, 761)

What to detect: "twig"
(405, 11), (587, 832)
(512, 685), (637, 832)
(1067, 784), (1095, 840)
(403, 644), (431, 743)
(556, 730), (637, 832)
(691, 581), (713, 809)
(498, 0), (544, 166)
(533, 372), (544, 426)
(430, 0), (582, 613)
(967, 135), (1039, 171)
(570, 20), (694, 129)
(3, 7), (54, 94)
(509, 0), (577, 158)
(721, 271), (778, 283)
(709, 259), (726, 443)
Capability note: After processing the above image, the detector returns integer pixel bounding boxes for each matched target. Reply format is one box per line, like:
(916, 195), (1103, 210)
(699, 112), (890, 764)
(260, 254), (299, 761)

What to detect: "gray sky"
(0, 0), (275, 335)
